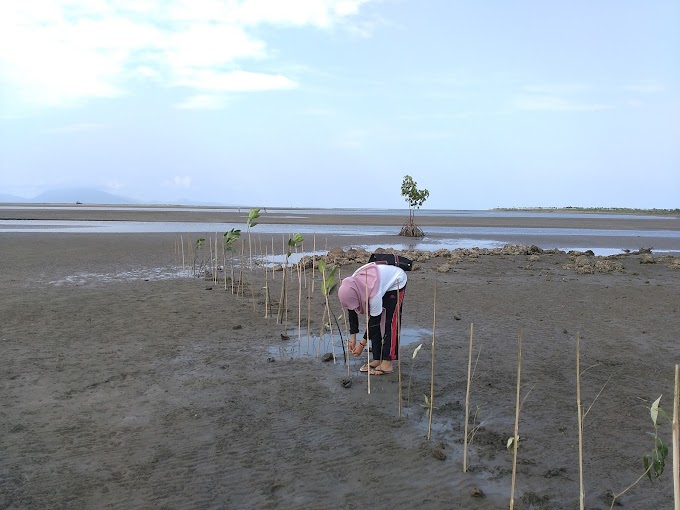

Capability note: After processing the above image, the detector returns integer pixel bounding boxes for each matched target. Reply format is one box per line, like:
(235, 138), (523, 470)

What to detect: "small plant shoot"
(608, 395), (672, 509)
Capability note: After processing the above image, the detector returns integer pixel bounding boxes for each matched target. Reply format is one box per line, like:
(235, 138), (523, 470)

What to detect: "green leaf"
(412, 343), (423, 359)
(507, 436), (519, 451)
(644, 455), (651, 481)
(650, 395), (662, 426)
(247, 208), (261, 227)
(195, 238), (205, 249)
(321, 267), (337, 296)
(318, 259), (326, 272)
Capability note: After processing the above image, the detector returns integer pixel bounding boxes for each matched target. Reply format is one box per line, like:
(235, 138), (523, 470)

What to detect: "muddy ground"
(1, 221), (679, 509)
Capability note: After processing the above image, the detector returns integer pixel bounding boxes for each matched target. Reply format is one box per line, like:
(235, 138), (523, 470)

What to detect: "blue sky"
(1, 1), (678, 209)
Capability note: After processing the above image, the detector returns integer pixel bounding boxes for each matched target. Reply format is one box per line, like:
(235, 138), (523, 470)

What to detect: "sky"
(1, 1), (678, 210)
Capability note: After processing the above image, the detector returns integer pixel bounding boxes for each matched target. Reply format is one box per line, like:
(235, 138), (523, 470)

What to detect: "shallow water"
(267, 327), (434, 360)
(3, 219), (678, 256)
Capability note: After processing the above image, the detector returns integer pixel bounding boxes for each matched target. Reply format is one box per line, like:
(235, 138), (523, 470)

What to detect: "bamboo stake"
(673, 364), (679, 510)
(312, 235), (316, 293)
(248, 232), (255, 310)
(365, 267), (370, 394)
(306, 267), (312, 352)
(509, 329), (523, 510)
(180, 235), (185, 271)
(297, 249), (302, 354)
(209, 236), (213, 282)
(576, 332), (585, 510)
(239, 240), (245, 297)
(463, 322), (474, 473)
(263, 245), (270, 318)
(397, 285), (403, 417)
(427, 282), (437, 442)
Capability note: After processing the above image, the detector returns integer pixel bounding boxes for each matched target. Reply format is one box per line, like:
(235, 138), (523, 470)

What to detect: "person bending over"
(337, 262), (407, 375)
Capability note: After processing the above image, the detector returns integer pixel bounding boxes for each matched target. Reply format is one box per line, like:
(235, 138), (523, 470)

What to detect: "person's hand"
(348, 337), (356, 353)
(352, 340), (367, 357)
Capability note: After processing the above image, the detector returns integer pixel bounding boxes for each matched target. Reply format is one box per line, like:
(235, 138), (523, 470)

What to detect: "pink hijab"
(337, 263), (380, 315)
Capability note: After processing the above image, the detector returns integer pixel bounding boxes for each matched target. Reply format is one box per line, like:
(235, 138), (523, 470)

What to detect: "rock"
(640, 254), (656, 264)
(233, 325), (242, 330)
(431, 448), (446, 461)
(341, 378), (352, 388)
(527, 254), (540, 262)
(436, 264), (451, 273)
(321, 353), (334, 362)
(575, 255), (591, 267)
(470, 487), (485, 498)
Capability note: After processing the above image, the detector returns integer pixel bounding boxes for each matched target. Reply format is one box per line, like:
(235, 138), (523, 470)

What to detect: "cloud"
(173, 70), (297, 93)
(0, 1), (371, 108)
(163, 176), (192, 188)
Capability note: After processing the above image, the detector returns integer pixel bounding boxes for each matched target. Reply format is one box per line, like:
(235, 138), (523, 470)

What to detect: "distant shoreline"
(494, 206), (680, 215)
(2, 202), (679, 216)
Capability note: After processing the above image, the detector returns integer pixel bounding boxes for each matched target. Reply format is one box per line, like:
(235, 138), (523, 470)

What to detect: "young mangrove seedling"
(223, 228), (241, 294)
(608, 395), (671, 509)
(318, 258), (338, 363)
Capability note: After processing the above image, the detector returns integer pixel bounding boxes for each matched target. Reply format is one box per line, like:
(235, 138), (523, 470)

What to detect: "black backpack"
(368, 253), (413, 271)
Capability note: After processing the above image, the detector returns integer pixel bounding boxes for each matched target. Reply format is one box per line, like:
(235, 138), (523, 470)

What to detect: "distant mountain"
(29, 188), (140, 205)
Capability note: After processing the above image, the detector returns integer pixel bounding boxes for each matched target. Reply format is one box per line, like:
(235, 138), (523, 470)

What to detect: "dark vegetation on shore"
(494, 206), (680, 215)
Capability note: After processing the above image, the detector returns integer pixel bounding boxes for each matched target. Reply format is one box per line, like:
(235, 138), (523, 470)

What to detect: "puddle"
(46, 267), (191, 286)
(268, 327), (432, 360)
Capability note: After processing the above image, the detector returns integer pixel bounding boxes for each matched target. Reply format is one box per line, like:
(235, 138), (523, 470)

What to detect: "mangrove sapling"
(193, 238), (206, 277)
(223, 229), (241, 294)
(464, 322), (476, 473)
(245, 209), (261, 309)
(509, 329), (523, 510)
(576, 332), (614, 509)
(405, 343), (423, 418)
(246, 208), (260, 270)
(608, 395), (672, 509)
(277, 234), (304, 327)
(318, 258), (338, 363)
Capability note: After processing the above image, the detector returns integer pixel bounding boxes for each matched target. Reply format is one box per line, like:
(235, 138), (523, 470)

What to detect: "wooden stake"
(365, 268), (370, 394)
(576, 332), (585, 510)
(397, 286), (403, 417)
(463, 322), (474, 473)
(673, 364), (679, 510)
(427, 282), (436, 442)
(509, 329), (523, 510)
(298, 252), (302, 354)
(180, 235), (185, 271)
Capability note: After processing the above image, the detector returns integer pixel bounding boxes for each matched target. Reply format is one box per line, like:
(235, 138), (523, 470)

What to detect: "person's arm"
(348, 309), (362, 354)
